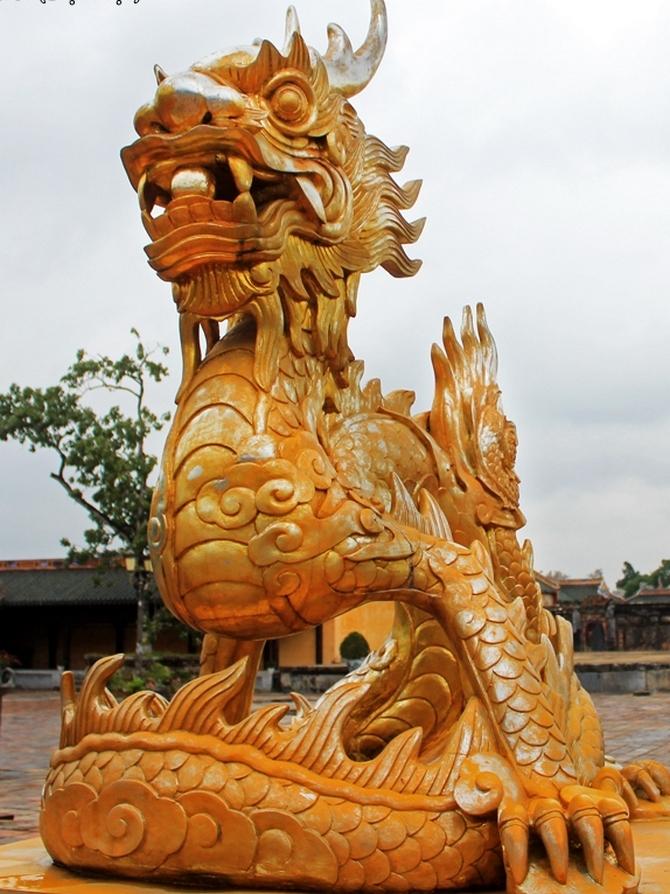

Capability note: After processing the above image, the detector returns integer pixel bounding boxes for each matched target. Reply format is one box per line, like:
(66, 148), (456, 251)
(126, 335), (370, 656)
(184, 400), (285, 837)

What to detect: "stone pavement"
(1, 689), (670, 845)
(593, 692), (670, 768)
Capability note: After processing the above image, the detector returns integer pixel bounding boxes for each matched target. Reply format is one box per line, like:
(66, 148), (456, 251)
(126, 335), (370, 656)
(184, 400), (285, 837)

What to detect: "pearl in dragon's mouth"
(137, 153), (327, 245)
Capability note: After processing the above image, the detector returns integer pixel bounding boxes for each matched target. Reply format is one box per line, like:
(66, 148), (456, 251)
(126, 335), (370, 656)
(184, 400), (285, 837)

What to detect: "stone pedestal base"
(1, 820), (670, 894)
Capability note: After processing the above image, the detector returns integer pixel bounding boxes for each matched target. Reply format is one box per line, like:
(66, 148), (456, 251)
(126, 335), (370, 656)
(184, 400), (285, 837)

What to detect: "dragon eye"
(265, 72), (316, 135)
(274, 84), (307, 121)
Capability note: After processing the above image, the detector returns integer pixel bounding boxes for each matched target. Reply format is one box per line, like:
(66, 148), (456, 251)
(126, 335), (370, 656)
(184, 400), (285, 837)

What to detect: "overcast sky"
(0, 0), (668, 588)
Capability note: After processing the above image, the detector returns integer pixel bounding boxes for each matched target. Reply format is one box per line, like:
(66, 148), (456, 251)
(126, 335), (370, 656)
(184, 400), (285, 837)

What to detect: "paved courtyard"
(1, 689), (670, 844)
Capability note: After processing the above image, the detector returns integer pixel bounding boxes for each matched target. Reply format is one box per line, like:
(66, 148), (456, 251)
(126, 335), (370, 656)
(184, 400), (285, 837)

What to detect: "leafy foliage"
(617, 559), (670, 599)
(111, 660), (174, 697)
(109, 656), (198, 699)
(0, 331), (171, 662)
(0, 329), (170, 563)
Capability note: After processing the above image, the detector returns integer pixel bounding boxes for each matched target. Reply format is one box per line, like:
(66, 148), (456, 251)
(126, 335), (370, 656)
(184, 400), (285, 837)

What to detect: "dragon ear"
(286, 31), (312, 73)
(154, 64), (168, 85)
(323, 0), (387, 97)
(253, 39), (284, 78)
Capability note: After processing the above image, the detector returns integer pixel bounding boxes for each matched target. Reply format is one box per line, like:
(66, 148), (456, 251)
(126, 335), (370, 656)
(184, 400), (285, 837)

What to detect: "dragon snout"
(134, 71), (248, 136)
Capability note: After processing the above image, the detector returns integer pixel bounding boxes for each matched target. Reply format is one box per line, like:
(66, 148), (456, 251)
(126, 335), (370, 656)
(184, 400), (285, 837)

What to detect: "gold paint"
(40, 2), (670, 892)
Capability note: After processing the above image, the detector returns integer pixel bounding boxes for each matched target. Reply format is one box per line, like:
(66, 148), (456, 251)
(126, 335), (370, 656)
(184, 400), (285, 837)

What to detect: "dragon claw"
(499, 802), (530, 886)
(560, 785), (636, 881)
(530, 798), (569, 884)
(622, 764), (661, 802)
(600, 796), (636, 876)
(593, 766), (640, 813)
(620, 777), (642, 811)
(501, 786), (636, 889)
(636, 759), (670, 796)
(606, 760), (670, 819)
(567, 793), (605, 884)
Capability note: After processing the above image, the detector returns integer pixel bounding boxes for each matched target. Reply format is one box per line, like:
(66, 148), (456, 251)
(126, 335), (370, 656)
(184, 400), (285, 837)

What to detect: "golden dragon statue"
(40, 3), (670, 892)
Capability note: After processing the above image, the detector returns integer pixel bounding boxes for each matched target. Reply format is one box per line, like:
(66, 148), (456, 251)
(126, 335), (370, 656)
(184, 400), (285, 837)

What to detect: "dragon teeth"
(170, 167), (216, 199)
(296, 175), (327, 223)
(233, 192), (257, 223)
(137, 173), (150, 211)
(229, 156), (253, 193)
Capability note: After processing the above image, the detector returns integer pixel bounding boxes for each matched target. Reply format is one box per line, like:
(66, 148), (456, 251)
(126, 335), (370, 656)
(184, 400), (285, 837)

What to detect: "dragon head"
(121, 1), (423, 380)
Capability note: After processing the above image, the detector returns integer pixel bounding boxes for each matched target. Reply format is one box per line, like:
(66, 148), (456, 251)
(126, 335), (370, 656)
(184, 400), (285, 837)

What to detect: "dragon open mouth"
(139, 156), (298, 238)
(123, 127), (336, 283)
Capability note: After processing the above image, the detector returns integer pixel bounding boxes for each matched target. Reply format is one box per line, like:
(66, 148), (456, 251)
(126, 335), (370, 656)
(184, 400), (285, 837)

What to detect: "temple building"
(0, 558), (195, 670)
(542, 574), (617, 651)
(2, 559), (670, 673)
(613, 586), (670, 651)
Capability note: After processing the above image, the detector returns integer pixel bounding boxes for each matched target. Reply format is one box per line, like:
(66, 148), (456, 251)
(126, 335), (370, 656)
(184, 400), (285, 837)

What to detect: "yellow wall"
(278, 628), (317, 666)
(273, 603), (396, 667)
(69, 623), (117, 668)
(324, 602), (396, 664)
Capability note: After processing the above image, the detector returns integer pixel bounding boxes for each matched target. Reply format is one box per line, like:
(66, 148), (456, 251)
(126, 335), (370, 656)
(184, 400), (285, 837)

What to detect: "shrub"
(339, 631), (370, 662)
(110, 659), (178, 699)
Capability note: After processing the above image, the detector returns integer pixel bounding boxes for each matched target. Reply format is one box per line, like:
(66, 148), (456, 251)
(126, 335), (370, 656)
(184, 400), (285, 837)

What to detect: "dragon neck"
(242, 267), (360, 395)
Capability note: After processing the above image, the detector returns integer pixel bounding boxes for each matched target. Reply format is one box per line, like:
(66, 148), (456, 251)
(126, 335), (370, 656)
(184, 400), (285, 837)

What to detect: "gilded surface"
(40, 2), (670, 891)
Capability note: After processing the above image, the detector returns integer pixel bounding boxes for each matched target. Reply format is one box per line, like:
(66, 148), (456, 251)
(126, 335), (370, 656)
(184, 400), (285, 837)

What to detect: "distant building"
(3, 559), (670, 671)
(541, 575), (617, 651)
(0, 558), (194, 669)
(0, 557), (394, 671)
(535, 572), (559, 608)
(614, 587), (670, 651)
(539, 575), (670, 652)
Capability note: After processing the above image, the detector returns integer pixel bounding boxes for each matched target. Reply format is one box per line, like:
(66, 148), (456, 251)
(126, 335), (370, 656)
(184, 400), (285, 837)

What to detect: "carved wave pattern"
(42, 656), (503, 890)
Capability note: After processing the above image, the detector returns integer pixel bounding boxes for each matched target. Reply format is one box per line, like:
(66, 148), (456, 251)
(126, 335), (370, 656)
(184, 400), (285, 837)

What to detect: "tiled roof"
(556, 578), (609, 604)
(0, 566), (145, 606)
(627, 587), (670, 606)
(535, 572), (559, 593)
(560, 578), (607, 587)
(0, 559), (93, 572)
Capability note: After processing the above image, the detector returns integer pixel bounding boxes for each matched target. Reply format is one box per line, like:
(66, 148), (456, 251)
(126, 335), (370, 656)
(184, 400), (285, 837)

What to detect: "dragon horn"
(284, 5), (302, 53)
(324, 0), (387, 98)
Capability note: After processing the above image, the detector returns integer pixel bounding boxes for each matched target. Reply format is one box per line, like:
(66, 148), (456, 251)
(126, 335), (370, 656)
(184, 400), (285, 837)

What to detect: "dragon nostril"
(202, 112), (213, 125)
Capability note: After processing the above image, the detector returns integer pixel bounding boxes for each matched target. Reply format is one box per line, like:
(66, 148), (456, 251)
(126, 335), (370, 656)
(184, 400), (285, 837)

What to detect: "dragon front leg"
(452, 753), (636, 891)
(275, 513), (638, 889)
(368, 537), (639, 891)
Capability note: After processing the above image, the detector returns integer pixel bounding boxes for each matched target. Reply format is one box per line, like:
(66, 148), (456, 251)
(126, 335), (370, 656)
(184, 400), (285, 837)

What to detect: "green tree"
(617, 559), (670, 599)
(647, 559), (670, 589)
(0, 330), (170, 667)
(617, 562), (644, 598)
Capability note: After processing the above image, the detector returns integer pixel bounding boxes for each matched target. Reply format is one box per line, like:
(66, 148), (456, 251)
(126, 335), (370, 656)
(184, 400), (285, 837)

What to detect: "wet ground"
(1, 689), (669, 844)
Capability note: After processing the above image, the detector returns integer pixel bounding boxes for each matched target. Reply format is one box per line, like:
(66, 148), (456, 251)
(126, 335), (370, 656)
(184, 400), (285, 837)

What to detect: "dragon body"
(40, 3), (670, 891)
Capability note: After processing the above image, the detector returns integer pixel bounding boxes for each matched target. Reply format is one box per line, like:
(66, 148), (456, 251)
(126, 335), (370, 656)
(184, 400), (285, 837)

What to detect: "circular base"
(2, 817), (670, 894)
